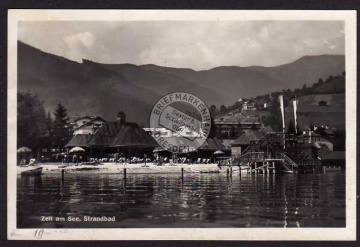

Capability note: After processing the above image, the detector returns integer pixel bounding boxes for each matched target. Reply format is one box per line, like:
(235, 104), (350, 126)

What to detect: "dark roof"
(198, 138), (231, 150)
(112, 125), (158, 147)
(319, 150), (345, 160)
(65, 134), (93, 148)
(87, 122), (121, 147)
(87, 122), (157, 148)
(232, 130), (266, 145)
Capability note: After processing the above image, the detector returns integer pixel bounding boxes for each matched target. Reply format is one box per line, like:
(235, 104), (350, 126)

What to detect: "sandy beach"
(38, 162), (241, 174)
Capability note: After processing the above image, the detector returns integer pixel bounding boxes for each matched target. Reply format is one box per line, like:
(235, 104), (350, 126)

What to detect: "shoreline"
(36, 162), (238, 174)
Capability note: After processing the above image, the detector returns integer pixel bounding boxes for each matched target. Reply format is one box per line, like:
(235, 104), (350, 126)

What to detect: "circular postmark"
(149, 92), (211, 153)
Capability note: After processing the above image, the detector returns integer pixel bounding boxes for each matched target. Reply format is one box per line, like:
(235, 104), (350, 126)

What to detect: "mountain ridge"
(18, 41), (345, 125)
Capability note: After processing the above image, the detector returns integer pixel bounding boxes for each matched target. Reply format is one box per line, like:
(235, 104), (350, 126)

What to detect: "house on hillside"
(242, 100), (257, 111)
(263, 102), (273, 110)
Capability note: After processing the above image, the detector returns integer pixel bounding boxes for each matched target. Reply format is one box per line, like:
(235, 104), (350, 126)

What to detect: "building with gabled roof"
(64, 112), (158, 160)
(73, 116), (107, 135)
(231, 130), (266, 146)
(230, 130), (266, 157)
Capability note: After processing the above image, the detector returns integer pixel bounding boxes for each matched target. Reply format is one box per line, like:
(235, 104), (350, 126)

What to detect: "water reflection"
(17, 172), (345, 228)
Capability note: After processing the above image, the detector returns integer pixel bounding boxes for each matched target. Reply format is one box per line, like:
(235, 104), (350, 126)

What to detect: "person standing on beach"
(114, 153), (119, 164)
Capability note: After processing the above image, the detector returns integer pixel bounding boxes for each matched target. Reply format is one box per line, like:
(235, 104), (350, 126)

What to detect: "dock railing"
(234, 152), (264, 166)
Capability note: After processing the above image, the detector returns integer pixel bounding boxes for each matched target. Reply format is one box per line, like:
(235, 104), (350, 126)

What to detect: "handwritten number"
(34, 229), (44, 239)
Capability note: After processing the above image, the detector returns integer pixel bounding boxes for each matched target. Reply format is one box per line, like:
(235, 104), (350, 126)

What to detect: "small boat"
(282, 170), (295, 174)
(18, 166), (43, 176)
(84, 161), (101, 166)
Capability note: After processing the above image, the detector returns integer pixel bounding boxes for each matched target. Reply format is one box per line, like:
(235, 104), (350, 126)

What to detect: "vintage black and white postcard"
(7, 10), (357, 240)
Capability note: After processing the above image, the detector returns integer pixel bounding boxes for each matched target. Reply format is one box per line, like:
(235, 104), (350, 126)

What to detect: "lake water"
(17, 172), (345, 228)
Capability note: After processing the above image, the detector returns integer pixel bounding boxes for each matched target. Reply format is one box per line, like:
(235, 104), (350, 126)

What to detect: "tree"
(209, 105), (217, 117)
(287, 119), (295, 134)
(208, 116), (217, 139)
(52, 102), (72, 148)
(317, 78), (324, 87)
(314, 126), (326, 136)
(219, 105), (227, 114)
(17, 91), (48, 158)
(42, 111), (54, 147)
(326, 75), (334, 82)
(309, 122), (314, 131)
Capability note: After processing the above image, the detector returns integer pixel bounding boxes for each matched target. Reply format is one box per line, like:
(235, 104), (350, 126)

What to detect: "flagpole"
(293, 99), (298, 135)
(279, 95), (286, 150)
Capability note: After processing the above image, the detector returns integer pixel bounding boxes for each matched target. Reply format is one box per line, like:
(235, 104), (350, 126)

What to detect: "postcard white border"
(7, 10), (357, 240)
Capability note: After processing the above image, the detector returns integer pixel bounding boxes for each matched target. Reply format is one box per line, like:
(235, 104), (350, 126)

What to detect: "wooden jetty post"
(123, 177), (126, 193)
(230, 166), (233, 177)
(272, 161), (276, 174)
(226, 168), (229, 178)
(181, 167), (184, 181)
(122, 167), (127, 191)
(61, 169), (65, 182)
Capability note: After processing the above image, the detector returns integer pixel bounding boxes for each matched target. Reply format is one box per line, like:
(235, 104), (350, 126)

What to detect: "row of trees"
(17, 91), (72, 156)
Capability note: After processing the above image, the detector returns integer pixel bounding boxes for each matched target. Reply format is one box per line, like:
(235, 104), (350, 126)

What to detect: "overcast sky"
(18, 21), (344, 70)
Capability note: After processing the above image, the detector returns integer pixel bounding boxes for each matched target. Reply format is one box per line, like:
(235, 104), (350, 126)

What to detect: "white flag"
(279, 95), (285, 130)
(293, 100), (298, 134)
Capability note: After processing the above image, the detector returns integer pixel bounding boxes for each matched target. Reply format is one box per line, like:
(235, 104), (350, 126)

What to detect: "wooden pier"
(233, 132), (320, 174)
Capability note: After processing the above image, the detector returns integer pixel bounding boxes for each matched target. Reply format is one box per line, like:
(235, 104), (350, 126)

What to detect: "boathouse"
(231, 130), (266, 157)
